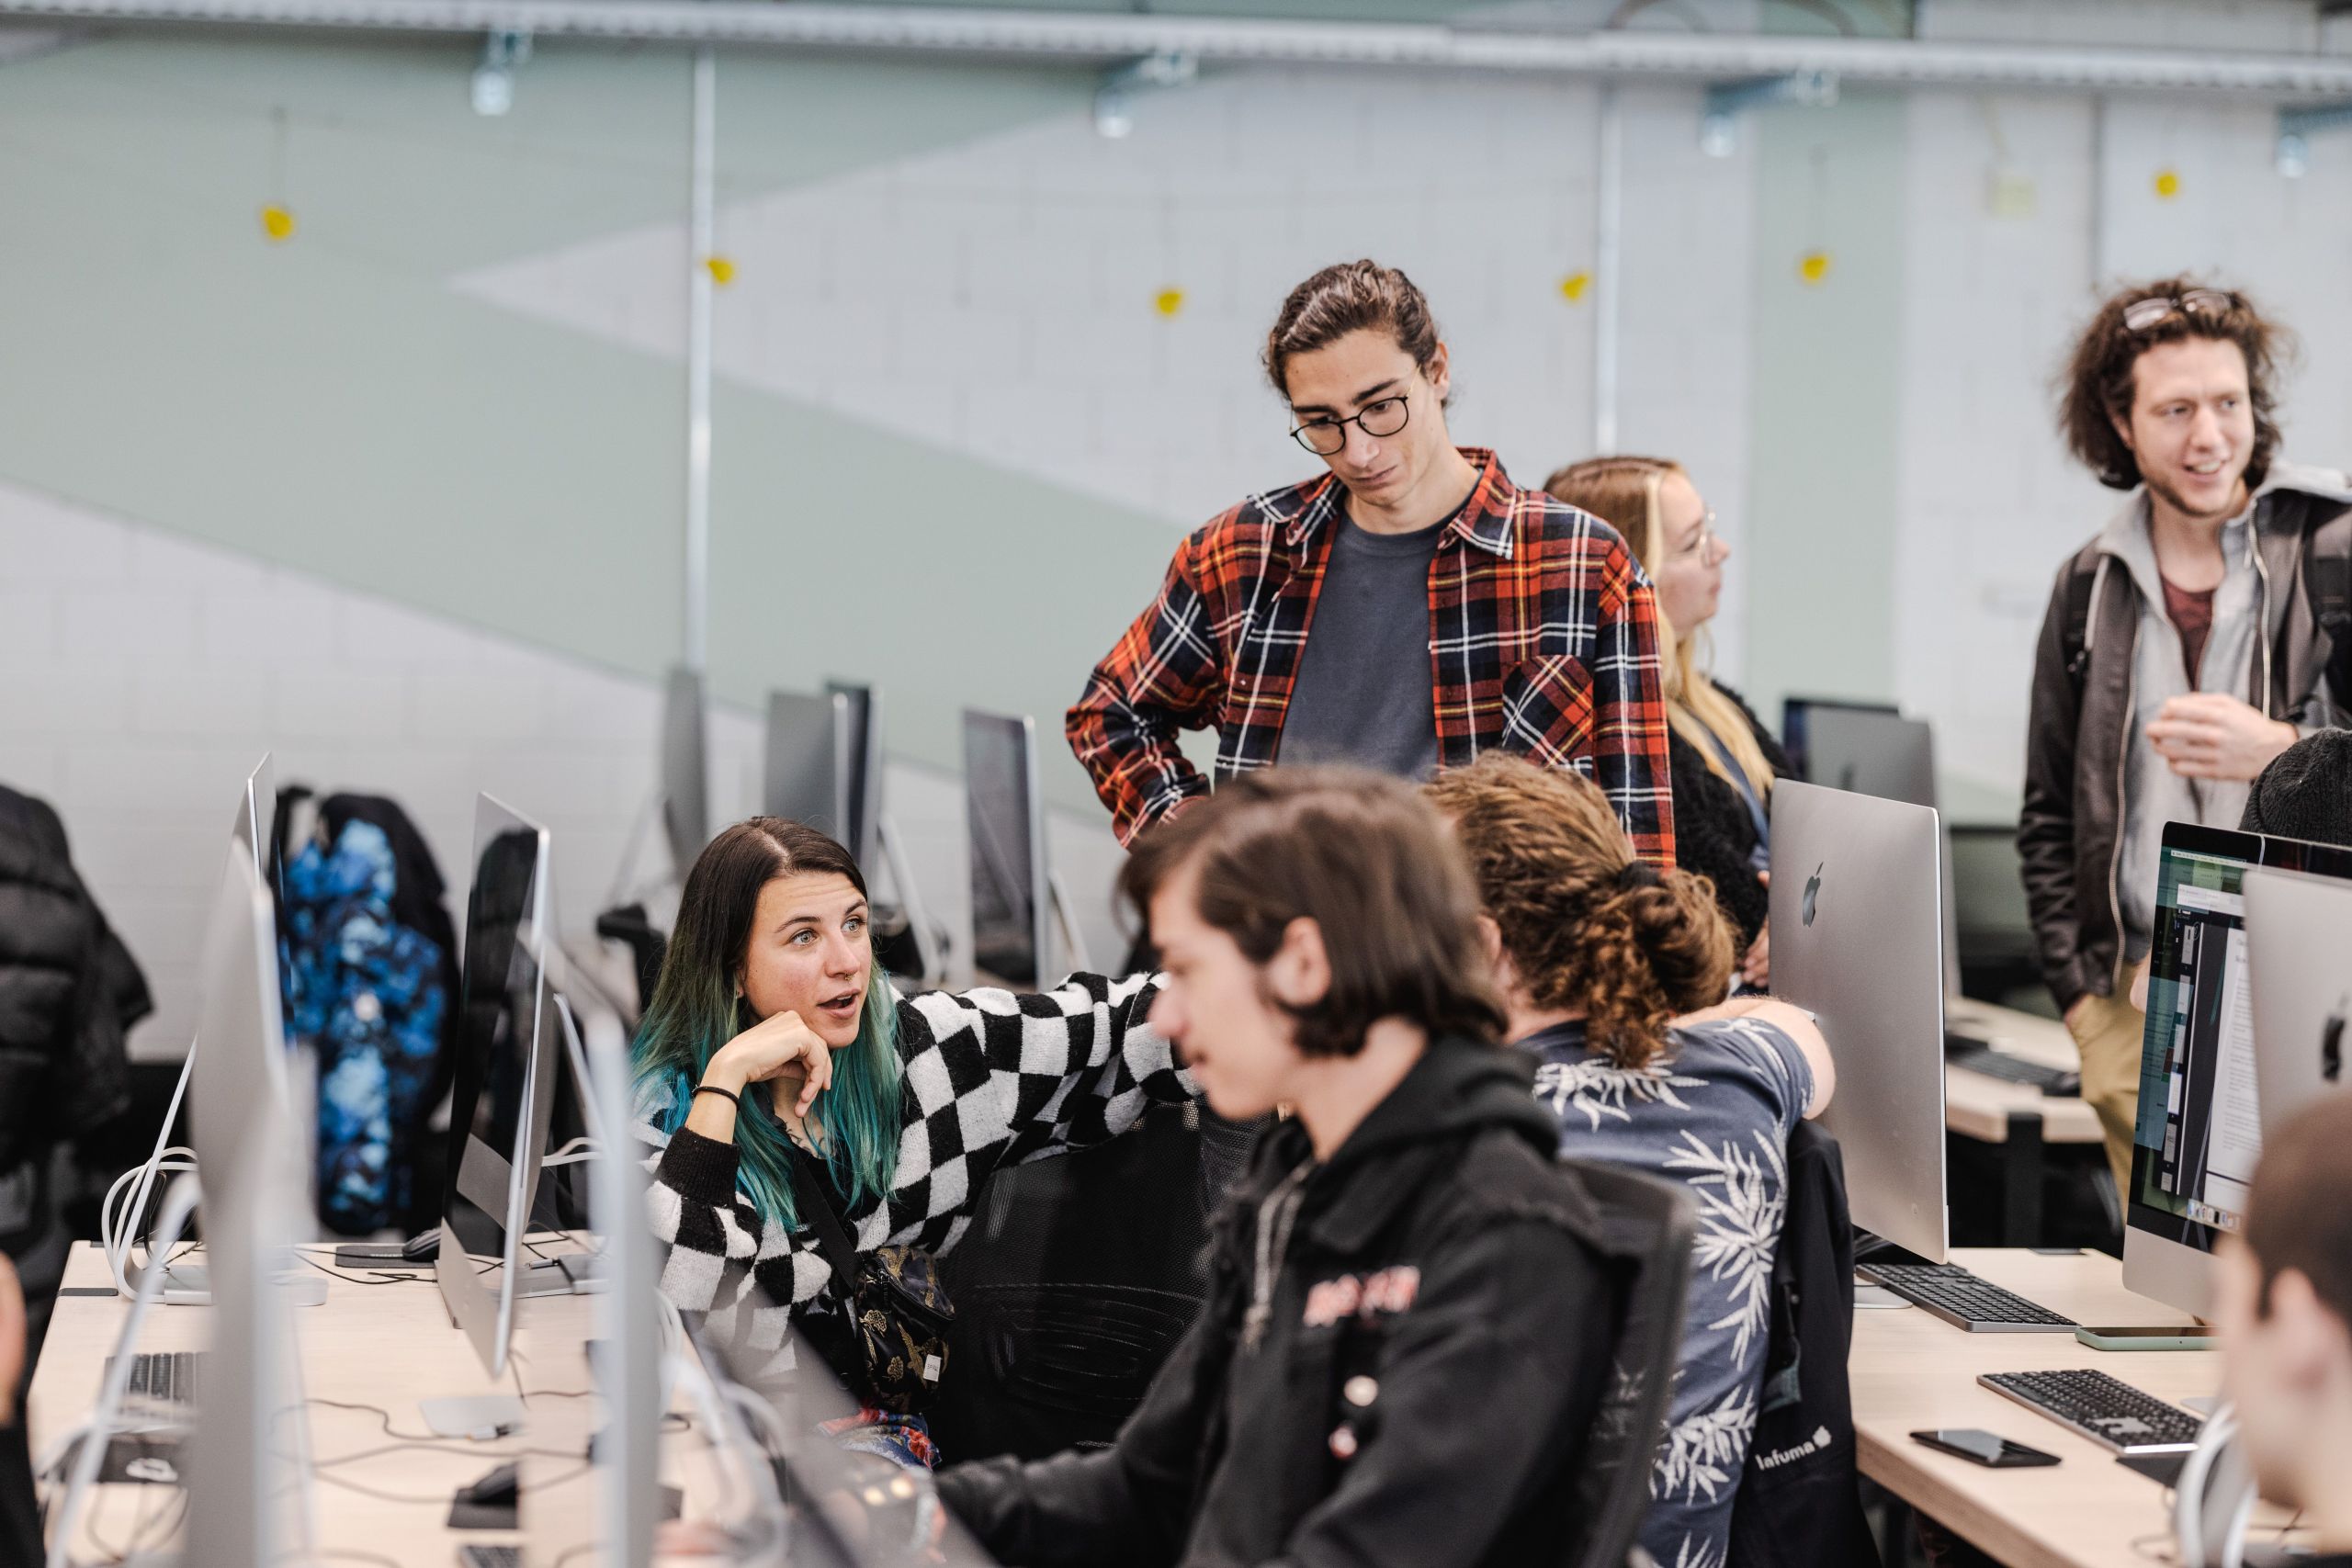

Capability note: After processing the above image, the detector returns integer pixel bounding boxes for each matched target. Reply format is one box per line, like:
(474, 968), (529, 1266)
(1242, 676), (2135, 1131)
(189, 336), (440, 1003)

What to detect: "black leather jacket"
(937, 1037), (1618, 1568)
(0, 785), (150, 1179)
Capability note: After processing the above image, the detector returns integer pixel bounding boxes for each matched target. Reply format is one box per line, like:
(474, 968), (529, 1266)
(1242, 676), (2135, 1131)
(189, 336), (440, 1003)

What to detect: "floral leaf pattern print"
(1665, 1128), (1788, 1363)
(1532, 1055), (1707, 1132)
(1518, 1015), (1814, 1567)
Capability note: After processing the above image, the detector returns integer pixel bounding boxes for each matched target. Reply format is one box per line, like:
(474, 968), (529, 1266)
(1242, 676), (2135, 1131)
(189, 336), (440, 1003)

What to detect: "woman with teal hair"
(631, 816), (1190, 1468)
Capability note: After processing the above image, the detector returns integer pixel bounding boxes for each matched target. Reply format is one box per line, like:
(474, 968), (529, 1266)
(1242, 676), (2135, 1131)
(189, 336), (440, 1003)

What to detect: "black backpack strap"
(2305, 503), (2352, 712)
(785, 1140), (865, 1297)
(2060, 552), (2104, 693)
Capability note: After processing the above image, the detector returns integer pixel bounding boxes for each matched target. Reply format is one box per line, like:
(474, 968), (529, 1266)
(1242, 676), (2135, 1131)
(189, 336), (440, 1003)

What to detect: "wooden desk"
(1853, 1247), (2301, 1568)
(28, 1242), (720, 1565)
(1944, 999), (2106, 1244)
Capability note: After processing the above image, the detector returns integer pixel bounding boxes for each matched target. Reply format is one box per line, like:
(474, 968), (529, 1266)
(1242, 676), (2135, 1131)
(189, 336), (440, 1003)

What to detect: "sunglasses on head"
(2122, 288), (2234, 333)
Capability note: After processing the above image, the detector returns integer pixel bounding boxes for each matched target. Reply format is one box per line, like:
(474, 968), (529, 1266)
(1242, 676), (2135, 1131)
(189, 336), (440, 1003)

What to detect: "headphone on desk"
(2173, 1402), (2256, 1568)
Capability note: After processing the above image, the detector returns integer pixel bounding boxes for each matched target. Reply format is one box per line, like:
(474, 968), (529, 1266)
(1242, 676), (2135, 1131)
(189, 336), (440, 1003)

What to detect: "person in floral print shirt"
(1426, 754), (1835, 1568)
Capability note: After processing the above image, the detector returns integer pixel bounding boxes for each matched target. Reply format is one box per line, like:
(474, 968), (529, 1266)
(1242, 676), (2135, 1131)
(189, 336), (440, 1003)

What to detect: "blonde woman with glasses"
(1546, 456), (1783, 987)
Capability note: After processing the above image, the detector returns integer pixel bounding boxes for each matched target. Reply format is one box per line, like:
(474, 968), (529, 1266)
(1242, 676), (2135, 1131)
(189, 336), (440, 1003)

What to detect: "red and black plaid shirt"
(1068, 448), (1677, 862)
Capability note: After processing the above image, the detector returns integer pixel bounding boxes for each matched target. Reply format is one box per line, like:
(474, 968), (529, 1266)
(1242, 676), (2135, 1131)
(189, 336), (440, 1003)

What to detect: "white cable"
(101, 1151), (198, 1299)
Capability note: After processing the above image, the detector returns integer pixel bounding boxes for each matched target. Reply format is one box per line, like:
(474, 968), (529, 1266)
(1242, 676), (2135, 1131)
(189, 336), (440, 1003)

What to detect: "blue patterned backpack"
(275, 792), (458, 1235)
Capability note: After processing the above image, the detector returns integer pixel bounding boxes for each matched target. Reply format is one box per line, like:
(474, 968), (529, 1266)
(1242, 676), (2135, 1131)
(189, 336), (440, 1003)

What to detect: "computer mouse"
(2047, 1071), (2082, 1099)
(459, 1461), (519, 1507)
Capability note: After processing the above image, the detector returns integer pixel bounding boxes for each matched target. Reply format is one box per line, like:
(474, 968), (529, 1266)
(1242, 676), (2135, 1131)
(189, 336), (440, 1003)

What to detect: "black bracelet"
(693, 1085), (742, 1110)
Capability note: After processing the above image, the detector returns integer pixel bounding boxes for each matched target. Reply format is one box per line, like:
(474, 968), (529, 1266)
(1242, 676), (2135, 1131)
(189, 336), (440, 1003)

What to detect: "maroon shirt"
(2161, 576), (2216, 688)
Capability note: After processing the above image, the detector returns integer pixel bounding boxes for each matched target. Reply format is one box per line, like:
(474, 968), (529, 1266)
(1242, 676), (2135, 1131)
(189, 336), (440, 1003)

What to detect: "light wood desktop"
(1853, 1246), (2304, 1568)
(29, 1241), (723, 1566)
(1943, 997), (2104, 1146)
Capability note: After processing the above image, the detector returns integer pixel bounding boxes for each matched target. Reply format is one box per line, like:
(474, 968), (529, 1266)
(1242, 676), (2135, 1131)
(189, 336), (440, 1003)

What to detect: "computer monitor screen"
(2245, 866), (2352, 1140)
(764, 689), (852, 846)
(1779, 696), (1900, 788)
(662, 665), (709, 876)
(437, 795), (557, 1378)
(1769, 780), (1949, 1261)
(2123, 823), (2352, 1315)
(963, 709), (1048, 988)
(826, 680), (883, 871)
(1798, 706), (1934, 808)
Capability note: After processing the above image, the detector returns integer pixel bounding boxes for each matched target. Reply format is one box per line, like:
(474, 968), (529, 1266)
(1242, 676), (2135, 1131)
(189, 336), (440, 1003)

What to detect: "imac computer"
(2245, 866), (2352, 1137)
(961, 709), (1091, 987)
(763, 687), (854, 843)
(1779, 696), (1900, 790)
(107, 755), (312, 1305)
(185, 838), (319, 1566)
(2123, 824), (2352, 1317)
(433, 795), (562, 1393)
(50, 844), (319, 1567)
(662, 664), (710, 876)
(1768, 780), (1950, 1263)
(524, 983), (662, 1568)
(826, 678), (885, 872)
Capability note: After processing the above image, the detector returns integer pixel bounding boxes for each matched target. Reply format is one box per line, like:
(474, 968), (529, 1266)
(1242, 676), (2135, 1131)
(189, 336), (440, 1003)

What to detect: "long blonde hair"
(1544, 456), (1773, 796)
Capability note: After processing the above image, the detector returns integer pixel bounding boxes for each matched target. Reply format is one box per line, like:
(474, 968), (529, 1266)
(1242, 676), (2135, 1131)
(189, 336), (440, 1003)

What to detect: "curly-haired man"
(2020, 278), (2352, 1200)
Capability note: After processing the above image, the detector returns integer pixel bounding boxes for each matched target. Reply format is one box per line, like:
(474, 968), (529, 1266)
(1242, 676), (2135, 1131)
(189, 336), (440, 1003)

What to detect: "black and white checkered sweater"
(633, 971), (1190, 1366)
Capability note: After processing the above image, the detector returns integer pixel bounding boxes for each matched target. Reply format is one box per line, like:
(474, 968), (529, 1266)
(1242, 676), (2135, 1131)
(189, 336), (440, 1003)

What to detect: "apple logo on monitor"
(1802, 863), (1825, 928)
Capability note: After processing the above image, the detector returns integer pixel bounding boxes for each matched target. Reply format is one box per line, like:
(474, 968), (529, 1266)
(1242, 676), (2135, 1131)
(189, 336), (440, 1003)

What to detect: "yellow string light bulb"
(1558, 271), (1591, 303)
(705, 255), (736, 286)
(259, 204), (296, 243)
(1798, 250), (1832, 286)
(1153, 288), (1185, 318)
(2154, 168), (2182, 200)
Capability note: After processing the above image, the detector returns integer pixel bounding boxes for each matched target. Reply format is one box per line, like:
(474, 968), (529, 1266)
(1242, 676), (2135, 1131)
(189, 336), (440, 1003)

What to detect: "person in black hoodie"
(934, 767), (1620, 1568)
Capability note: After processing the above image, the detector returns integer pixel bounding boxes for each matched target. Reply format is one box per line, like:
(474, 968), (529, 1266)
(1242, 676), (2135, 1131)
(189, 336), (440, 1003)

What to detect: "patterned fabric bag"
(786, 1142), (954, 1415)
(279, 815), (452, 1234)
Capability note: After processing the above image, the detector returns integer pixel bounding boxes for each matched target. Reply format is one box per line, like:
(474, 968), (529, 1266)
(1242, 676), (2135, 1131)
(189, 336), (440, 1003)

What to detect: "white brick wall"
(1, 479), (1123, 1064)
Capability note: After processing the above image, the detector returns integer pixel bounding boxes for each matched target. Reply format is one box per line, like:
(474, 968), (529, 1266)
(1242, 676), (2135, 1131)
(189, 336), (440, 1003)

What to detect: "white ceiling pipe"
(4, 0), (2352, 98)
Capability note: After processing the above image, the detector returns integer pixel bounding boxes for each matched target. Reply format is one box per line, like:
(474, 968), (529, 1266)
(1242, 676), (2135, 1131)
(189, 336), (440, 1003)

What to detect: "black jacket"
(0, 785), (151, 1181)
(936, 1037), (1619, 1568)
(1726, 1122), (1878, 1568)
(1669, 682), (1789, 951)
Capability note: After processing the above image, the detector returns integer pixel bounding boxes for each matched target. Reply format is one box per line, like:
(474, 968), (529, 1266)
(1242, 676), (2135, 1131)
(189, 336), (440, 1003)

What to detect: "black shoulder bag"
(784, 1142), (954, 1415)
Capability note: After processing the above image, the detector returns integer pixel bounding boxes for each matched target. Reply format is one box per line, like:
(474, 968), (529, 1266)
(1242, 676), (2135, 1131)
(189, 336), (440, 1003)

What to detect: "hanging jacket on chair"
(277, 792), (458, 1235)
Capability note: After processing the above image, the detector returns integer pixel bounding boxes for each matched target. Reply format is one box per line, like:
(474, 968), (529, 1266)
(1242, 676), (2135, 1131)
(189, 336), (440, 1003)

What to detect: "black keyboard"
(458, 1549), (521, 1568)
(105, 1350), (200, 1407)
(1948, 1043), (2080, 1097)
(1859, 1263), (2078, 1332)
(1979, 1369), (2204, 1456)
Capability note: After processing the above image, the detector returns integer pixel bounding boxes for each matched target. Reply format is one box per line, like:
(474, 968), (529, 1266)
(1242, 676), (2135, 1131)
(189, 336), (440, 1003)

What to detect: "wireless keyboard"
(1979, 1368), (2204, 1456)
(1858, 1262), (2078, 1332)
(1948, 1043), (2081, 1097)
(104, 1349), (201, 1408)
(459, 1549), (521, 1568)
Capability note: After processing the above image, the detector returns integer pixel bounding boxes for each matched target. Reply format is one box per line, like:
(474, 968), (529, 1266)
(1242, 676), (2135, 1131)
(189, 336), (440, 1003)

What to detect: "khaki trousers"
(2066, 985), (2148, 1201)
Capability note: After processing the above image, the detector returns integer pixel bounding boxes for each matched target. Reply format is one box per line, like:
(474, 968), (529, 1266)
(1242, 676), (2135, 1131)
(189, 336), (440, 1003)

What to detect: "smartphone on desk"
(1909, 1429), (2060, 1468)
(2075, 1325), (2220, 1352)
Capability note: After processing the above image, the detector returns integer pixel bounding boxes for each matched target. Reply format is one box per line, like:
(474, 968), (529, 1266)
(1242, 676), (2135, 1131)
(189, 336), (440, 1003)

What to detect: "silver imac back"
(764, 688), (854, 845)
(1770, 780), (1950, 1260)
(185, 840), (315, 1566)
(962, 709), (1050, 988)
(436, 794), (559, 1378)
(2245, 866), (2352, 1140)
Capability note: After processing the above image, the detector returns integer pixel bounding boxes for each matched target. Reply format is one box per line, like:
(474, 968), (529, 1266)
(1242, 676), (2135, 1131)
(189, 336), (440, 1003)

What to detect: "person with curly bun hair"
(1424, 753), (1833, 1568)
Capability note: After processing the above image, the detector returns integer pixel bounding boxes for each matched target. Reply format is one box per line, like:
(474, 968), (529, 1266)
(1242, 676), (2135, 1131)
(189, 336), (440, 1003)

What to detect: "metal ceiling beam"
(5, 0), (2352, 98)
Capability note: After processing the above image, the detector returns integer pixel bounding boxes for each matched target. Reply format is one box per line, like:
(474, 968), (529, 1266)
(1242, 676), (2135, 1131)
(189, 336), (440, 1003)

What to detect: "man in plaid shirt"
(1069, 259), (1676, 863)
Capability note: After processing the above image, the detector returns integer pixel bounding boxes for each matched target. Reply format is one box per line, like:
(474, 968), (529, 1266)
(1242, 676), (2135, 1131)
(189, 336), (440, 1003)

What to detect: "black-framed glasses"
(2123, 289), (2233, 333)
(1291, 394), (1410, 457)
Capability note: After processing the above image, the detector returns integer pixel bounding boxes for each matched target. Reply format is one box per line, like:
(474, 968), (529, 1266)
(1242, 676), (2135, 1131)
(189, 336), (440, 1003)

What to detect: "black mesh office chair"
(927, 1100), (1261, 1462)
(1557, 1159), (1699, 1568)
